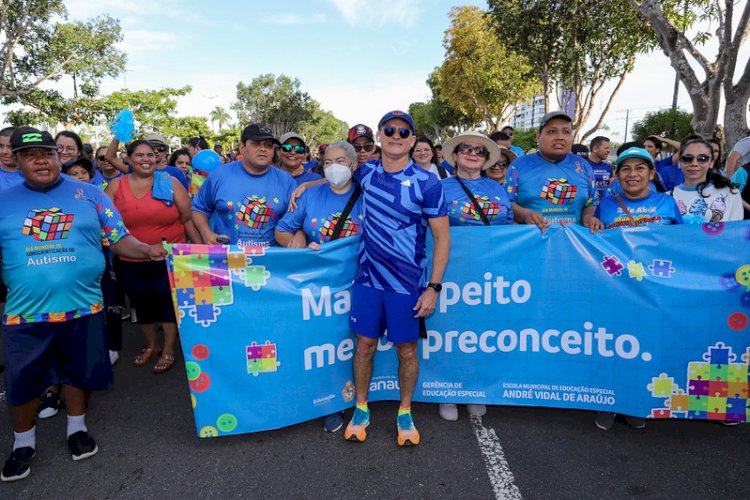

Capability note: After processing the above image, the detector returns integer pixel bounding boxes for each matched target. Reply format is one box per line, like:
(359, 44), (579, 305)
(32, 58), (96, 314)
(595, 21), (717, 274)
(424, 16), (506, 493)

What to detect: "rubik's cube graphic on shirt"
(236, 196), (272, 229)
(460, 196), (499, 221)
(22, 208), (74, 241)
(541, 178), (577, 205)
(319, 213), (360, 241)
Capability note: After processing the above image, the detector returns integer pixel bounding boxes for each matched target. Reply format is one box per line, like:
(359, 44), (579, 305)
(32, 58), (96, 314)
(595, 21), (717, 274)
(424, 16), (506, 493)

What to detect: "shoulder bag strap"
(614, 195), (637, 227)
(455, 177), (490, 226)
(330, 185), (362, 241)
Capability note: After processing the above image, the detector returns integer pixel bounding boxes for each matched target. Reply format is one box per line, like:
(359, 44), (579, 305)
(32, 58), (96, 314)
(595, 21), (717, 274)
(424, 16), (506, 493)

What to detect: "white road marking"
(470, 414), (522, 500)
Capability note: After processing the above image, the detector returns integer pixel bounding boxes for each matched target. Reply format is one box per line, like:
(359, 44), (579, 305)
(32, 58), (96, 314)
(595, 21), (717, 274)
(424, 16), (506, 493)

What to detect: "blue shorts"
(349, 283), (421, 344)
(3, 313), (113, 405)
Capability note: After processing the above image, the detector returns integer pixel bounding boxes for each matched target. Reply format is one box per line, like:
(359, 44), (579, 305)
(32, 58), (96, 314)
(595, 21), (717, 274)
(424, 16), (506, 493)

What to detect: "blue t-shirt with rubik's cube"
(192, 161), (296, 246)
(353, 160), (447, 295)
(0, 176), (128, 325)
(276, 183), (363, 244)
(505, 152), (599, 224)
(441, 176), (513, 226)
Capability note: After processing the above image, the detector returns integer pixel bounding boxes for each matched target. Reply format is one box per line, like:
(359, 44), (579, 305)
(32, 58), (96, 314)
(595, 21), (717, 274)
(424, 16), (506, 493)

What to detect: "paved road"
(1, 322), (749, 499)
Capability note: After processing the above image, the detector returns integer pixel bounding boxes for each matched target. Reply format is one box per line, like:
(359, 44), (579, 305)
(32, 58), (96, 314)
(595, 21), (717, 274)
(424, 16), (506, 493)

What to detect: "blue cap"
(615, 147), (654, 169)
(378, 110), (415, 134)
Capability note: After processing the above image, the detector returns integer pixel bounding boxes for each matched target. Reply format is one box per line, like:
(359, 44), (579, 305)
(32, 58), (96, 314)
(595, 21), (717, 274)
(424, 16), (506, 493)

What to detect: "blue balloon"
(192, 150), (222, 174)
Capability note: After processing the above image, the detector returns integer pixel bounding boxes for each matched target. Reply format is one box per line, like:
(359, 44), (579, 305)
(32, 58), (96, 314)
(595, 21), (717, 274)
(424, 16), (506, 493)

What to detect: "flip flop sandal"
(153, 353), (176, 374)
(133, 347), (161, 367)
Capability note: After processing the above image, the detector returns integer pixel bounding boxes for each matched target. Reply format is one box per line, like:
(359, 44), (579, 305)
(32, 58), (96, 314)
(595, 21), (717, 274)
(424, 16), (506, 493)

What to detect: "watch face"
(429, 282), (442, 292)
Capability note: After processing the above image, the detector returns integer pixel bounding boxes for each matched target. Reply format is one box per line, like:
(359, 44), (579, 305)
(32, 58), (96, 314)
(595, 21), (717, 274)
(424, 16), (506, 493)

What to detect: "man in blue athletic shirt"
(344, 110), (450, 447)
(0, 127), (167, 482)
(588, 136), (613, 199)
(500, 125), (524, 157)
(505, 111), (603, 232)
(192, 123), (296, 246)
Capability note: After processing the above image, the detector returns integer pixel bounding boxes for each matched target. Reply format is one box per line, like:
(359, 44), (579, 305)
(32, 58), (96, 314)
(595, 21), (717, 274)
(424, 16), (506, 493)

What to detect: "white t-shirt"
(730, 136), (750, 167)
(671, 183), (743, 223)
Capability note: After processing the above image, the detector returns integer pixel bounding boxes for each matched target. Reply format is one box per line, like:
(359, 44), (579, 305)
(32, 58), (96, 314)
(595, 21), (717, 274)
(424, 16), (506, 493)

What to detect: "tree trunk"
(723, 88), (750, 148)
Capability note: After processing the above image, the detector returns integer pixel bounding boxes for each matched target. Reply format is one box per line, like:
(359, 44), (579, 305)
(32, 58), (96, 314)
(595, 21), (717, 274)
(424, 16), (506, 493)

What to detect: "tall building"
(511, 94), (545, 130)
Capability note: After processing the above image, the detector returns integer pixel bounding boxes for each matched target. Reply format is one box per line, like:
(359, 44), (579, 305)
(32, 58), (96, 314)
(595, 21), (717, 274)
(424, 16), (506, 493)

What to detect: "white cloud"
(116, 30), (176, 55)
(262, 13), (327, 25)
(327, 0), (423, 28)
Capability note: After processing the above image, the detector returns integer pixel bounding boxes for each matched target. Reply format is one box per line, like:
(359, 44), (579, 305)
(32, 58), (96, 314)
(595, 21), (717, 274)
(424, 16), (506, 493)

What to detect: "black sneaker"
(38, 390), (62, 419)
(594, 412), (616, 430)
(1, 447), (35, 482)
(67, 431), (98, 461)
(625, 416), (646, 429)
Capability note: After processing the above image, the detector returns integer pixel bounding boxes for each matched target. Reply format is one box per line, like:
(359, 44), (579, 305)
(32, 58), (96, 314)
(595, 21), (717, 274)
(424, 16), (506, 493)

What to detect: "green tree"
(488, 0), (655, 141)
(628, 0), (750, 146)
(231, 74), (314, 138)
(1, 1), (126, 121)
(437, 6), (538, 133)
(298, 102), (349, 149)
(209, 106), (231, 131)
(631, 108), (694, 143)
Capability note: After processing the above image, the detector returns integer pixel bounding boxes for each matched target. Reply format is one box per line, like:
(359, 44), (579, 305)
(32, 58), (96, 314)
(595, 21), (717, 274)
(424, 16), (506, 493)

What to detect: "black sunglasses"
(457, 144), (488, 158)
(353, 143), (374, 153)
(382, 126), (412, 139)
(489, 160), (509, 169)
(281, 144), (306, 154)
(153, 145), (167, 153)
(96, 156), (108, 162)
(679, 153), (711, 164)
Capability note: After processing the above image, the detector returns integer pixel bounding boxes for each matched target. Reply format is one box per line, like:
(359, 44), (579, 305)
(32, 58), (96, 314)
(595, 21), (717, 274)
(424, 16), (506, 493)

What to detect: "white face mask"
(325, 163), (352, 188)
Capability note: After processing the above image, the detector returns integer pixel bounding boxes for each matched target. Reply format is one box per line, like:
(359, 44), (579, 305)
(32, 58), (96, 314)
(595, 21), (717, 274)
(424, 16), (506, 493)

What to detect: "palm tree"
(209, 106), (231, 132)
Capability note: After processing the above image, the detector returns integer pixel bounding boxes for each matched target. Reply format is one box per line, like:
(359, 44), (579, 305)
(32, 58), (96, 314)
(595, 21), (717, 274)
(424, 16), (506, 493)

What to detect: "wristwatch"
(427, 282), (442, 292)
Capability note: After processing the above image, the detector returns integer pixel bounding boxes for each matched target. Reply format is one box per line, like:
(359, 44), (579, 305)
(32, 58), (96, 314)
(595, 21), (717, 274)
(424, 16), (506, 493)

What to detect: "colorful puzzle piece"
(703, 342), (736, 366)
(627, 260), (647, 281)
(688, 361), (710, 381)
(601, 255), (624, 277)
(245, 341), (280, 376)
(648, 259), (675, 278)
(648, 373), (677, 397)
(244, 265), (270, 291)
(665, 389), (689, 413)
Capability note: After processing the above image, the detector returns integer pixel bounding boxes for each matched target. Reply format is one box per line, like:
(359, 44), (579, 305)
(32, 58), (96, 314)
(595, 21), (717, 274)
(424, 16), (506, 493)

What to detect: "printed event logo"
(23, 207), (74, 241)
(541, 178), (577, 205)
(236, 195), (274, 229)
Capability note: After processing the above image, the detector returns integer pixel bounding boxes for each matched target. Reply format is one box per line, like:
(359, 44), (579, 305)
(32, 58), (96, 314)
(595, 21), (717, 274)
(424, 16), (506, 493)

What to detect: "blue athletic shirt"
(595, 192), (683, 229)
(441, 177), (513, 226)
(291, 168), (322, 186)
(0, 176), (129, 325)
(192, 160), (296, 246)
(276, 183), (363, 244)
(588, 160), (613, 200)
(0, 170), (24, 192)
(505, 152), (599, 224)
(353, 160), (447, 294)
(509, 145), (524, 157)
(659, 164), (684, 192)
(655, 155), (675, 174)
(91, 170), (123, 191)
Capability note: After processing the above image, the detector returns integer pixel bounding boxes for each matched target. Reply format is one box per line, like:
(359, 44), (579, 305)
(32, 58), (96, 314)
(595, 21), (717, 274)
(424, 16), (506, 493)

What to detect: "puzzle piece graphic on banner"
(727, 363), (749, 383)
(665, 389), (689, 414)
(211, 285), (233, 305)
(650, 408), (671, 419)
(189, 303), (221, 326)
(702, 342), (736, 367)
(647, 373), (677, 396)
(688, 361), (710, 381)
(689, 379), (709, 396)
(245, 341), (280, 376)
(627, 260), (647, 281)
(601, 255), (624, 276)
(648, 259), (675, 278)
(245, 265), (270, 291)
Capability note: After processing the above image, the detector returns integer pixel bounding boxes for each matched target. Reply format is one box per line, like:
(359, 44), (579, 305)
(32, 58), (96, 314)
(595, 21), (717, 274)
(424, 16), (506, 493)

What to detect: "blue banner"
(166, 222), (750, 437)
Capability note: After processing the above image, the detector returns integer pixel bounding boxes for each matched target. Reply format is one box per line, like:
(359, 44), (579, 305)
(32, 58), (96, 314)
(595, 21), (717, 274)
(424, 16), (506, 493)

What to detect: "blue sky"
(8, 0), (732, 142)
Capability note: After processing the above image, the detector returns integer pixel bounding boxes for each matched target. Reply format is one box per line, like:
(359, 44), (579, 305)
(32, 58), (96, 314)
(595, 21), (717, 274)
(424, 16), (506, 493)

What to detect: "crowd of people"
(0, 107), (747, 481)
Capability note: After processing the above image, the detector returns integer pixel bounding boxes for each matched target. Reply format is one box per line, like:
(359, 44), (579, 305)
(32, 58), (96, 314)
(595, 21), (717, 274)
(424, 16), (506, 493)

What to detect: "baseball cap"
(10, 127), (58, 152)
(348, 124), (374, 143)
(143, 132), (167, 146)
(615, 147), (654, 169)
(279, 132), (306, 147)
(318, 143), (328, 153)
(539, 111), (572, 130)
(241, 124), (280, 145)
(82, 143), (94, 154)
(63, 157), (94, 177)
(378, 110), (415, 134)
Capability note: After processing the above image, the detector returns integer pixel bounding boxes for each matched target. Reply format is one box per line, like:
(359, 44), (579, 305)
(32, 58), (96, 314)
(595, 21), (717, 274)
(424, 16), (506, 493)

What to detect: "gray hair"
(326, 140), (357, 165)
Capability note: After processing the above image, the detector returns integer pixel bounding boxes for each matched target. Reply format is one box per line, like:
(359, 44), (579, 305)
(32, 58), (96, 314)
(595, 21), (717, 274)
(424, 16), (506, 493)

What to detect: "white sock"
(67, 414), (87, 437)
(13, 427), (36, 451)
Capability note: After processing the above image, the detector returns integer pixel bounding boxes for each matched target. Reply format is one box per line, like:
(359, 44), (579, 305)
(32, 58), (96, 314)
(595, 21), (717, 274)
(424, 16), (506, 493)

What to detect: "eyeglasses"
(353, 143), (374, 153)
(57, 145), (77, 153)
(382, 126), (412, 139)
(489, 160), (509, 169)
(457, 144), (488, 158)
(97, 156), (108, 162)
(153, 145), (167, 153)
(281, 144), (306, 154)
(679, 154), (711, 164)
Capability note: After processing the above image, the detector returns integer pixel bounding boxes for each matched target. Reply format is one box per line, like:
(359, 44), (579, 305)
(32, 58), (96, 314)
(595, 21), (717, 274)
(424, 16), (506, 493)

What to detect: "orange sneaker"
(397, 413), (420, 446)
(344, 408), (370, 442)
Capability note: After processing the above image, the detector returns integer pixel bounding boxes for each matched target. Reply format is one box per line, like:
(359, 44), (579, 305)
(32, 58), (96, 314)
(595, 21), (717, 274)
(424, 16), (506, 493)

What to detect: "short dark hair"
(616, 141), (644, 156)
(125, 139), (154, 157)
(0, 126), (15, 138)
(489, 131), (510, 142)
(188, 136), (210, 150)
(589, 136), (610, 150)
(54, 130), (83, 155)
(168, 148), (190, 166)
(501, 125), (514, 132)
(644, 136), (662, 151)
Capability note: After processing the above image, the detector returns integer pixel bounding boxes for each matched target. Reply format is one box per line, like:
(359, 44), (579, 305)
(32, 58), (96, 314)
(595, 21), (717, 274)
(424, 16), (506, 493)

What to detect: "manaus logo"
(23, 208), (74, 241)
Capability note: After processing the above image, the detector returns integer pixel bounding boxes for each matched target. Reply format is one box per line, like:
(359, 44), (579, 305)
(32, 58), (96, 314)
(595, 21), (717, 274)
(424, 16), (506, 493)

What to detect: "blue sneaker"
(397, 413), (420, 446)
(323, 411), (344, 433)
(344, 408), (370, 442)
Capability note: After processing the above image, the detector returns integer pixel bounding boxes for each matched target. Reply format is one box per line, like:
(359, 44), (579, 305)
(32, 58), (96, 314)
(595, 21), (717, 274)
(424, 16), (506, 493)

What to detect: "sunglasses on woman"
(281, 144), (306, 154)
(96, 156), (108, 162)
(153, 145), (167, 153)
(457, 144), (488, 158)
(382, 126), (412, 139)
(488, 160), (509, 169)
(679, 154), (711, 164)
(352, 143), (374, 153)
